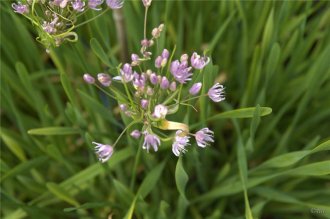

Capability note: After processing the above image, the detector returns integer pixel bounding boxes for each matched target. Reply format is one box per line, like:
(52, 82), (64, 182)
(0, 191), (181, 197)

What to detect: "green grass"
(1, 1), (330, 219)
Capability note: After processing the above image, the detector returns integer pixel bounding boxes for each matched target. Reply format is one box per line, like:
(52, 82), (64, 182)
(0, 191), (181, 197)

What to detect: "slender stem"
(130, 142), (142, 190)
(75, 8), (110, 29)
(144, 7), (149, 39)
(94, 84), (117, 99)
(113, 120), (141, 147)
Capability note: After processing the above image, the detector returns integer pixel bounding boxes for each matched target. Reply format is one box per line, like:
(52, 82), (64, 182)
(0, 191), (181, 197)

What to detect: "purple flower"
(83, 73), (95, 84)
(130, 130), (141, 139)
(160, 76), (169, 89)
(162, 49), (170, 59)
(170, 60), (192, 84)
(114, 63), (134, 82)
(172, 130), (190, 156)
(133, 72), (146, 89)
(88, 0), (103, 10)
(52, 0), (70, 8)
(12, 2), (29, 14)
(42, 21), (57, 34)
(97, 73), (111, 86)
(149, 73), (158, 85)
(93, 142), (114, 162)
(189, 82), (202, 95)
(72, 0), (85, 11)
(106, 0), (124, 9)
(142, 0), (152, 7)
(208, 83), (225, 102)
(142, 131), (160, 152)
(153, 104), (168, 119)
(131, 53), (140, 66)
(141, 99), (149, 109)
(195, 128), (214, 148)
(169, 81), (177, 91)
(155, 56), (162, 68)
(191, 52), (210, 69)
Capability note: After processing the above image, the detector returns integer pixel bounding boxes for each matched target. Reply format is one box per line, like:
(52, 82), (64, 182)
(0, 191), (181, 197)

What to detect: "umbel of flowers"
(12, 0), (124, 50)
(83, 1), (225, 162)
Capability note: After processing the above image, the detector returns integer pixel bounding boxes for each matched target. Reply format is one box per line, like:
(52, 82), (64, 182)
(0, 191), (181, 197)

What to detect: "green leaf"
(1, 156), (48, 182)
(0, 129), (27, 161)
(63, 202), (109, 212)
(46, 182), (79, 206)
(60, 73), (77, 106)
(175, 157), (189, 203)
(90, 38), (112, 67)
(138, 161), (166, 199)
(28, 127), (80, 135)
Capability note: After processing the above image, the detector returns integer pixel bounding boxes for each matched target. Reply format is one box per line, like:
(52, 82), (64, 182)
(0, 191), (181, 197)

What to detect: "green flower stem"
(165, 45), (176, 78)
(94, 84), (117, 100)
(113, 120), (142, 147)
(144, 7), (149, 39)
(75, 8), (110, 29)
(162, 89), (180, 105)
(130, 141), (142, 190)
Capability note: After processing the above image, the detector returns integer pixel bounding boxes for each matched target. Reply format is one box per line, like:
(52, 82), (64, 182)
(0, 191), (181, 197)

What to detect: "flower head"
(142, 131), (160, 152)
(93, 142), (114, 162)
(208, 83), (225, 102)
(195, 128), (214, 148)
(189, 82), (202, 95)
(88, 0), (103, 10)
(191, 52), (210, 69)
(153, 104), (168, 119)
(170, 60), (192, 84)
(172, 130), (190, 156)
(12, 2), (29, 14)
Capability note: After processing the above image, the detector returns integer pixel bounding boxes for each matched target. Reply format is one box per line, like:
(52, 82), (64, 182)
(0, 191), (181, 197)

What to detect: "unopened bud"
(83, 73), (95, 84)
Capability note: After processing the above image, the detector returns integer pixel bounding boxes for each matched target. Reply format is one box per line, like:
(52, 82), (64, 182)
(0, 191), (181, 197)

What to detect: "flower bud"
(150, 73), (158, 85)
(83, 73), (95, 84)
(155, 56), (162, 68)
(119, 104), (127, 112)
(169, 81), (177, 91)
(141, 99), (149, 109)
(146, 87), (154, 96)
(162, 49), (170, 59)
(180, 54), (189, 62)
(97, 73), (111, 87)
(160, 76), (169, 89)
(161, 58), (168, 67)
(153, 104), (168, 119)
(189, 82), (202, 95)
(152, 28), (160, 38)
(130, 130), (141, 139)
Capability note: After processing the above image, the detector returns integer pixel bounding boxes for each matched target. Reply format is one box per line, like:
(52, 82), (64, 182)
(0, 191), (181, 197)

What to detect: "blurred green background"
(1, 1), (330, 218)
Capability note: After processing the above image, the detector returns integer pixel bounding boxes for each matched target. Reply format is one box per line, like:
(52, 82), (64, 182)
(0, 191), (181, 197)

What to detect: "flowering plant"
(83, 0), (225, 162)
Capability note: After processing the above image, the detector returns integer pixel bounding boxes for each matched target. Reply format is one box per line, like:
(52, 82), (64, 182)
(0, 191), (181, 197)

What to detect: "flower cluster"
(84, 41), (225, 162)
(12, 0), (124, 50)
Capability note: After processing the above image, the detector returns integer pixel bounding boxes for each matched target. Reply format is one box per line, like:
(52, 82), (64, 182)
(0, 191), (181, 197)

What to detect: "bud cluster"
(12, 0), (124, 50)
(83, 21), (225, 162)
